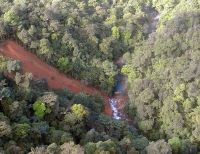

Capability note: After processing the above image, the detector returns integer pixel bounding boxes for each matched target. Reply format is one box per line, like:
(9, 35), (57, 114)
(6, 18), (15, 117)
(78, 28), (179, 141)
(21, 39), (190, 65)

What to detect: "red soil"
(0, 40), (112, 116)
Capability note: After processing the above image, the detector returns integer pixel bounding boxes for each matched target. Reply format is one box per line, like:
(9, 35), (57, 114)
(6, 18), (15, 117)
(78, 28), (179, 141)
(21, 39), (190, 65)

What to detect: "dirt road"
(0, 40), (112, 116)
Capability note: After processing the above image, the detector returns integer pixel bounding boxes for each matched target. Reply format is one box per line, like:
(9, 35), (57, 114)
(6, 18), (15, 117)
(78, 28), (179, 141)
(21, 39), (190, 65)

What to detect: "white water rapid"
(109, 98), (121, 120)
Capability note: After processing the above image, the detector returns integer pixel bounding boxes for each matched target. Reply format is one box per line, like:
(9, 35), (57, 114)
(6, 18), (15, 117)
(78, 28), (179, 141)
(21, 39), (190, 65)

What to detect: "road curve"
(0, 40), (112, 116)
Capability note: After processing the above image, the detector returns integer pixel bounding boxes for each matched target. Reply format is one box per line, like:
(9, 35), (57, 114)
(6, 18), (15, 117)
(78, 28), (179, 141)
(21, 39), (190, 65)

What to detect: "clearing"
(0, 40), (112, 116)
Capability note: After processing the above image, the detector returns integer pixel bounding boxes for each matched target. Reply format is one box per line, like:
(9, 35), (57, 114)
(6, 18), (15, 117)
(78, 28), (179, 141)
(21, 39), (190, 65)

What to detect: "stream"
(109, 6), (160, 120)
(109, 98), (121, 120)
(109, 71), (128, 119)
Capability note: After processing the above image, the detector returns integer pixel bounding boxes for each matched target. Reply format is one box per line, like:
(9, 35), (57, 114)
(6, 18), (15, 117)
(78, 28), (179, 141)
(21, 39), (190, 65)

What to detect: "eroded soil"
(0, 40), (112, 116)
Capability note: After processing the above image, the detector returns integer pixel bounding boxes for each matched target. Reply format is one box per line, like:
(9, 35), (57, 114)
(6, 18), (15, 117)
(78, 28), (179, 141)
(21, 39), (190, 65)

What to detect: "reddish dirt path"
(0, 40), (112, 116)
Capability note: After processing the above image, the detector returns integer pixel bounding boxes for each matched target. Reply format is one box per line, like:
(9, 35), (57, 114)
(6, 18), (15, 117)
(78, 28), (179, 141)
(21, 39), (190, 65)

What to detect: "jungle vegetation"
(0, 0), (200, 153)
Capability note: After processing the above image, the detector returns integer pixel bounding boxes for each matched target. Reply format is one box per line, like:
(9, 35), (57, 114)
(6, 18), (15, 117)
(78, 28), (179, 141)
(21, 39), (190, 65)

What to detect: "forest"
(0, 0), (200, 153)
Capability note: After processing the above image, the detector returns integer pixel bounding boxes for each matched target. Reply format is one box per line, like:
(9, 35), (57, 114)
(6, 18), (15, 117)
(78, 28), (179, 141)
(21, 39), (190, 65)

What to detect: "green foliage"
(60, 142), (84, 154)
(160, 98), (186, 138)
(15, 72), (33, 91)
(0, 87), (11, 100)
(0, 0), (200, 153)
(111, 26), (120, 39)
(0, 58), (20, 73)
(33, 101), (51, 119)
(71, 104), (88, 119)
(39, 38), (53, 60)
(121, 65), (141, 82)
(62, 108), (87, 137)
(4, 141), (23, 154)
(168, 137), (181, 154)
(146, 140), (172, 154)
(138, 120), (154, 132)
(57, 57), (72, 73)
(39, 92), (59, 115)
(0, 56), (8, 72)
(13, 123), (31, 139)
(85, 139), (117, 154)
(152, 0), (200, 31)
(0, 112), (12, 137)
(6, 101), (26, 121)
(3, 9), (19, 25)
(123, 10), (200, 149)
(31, 121), (50, 140)
(93, 114), (128, 139)
(0, 0), (156, 92)
(47, 127), (73, 145)
(173, 83), (186, 102)
(72, 93), (104, 113)
(99, 37), (113, 55)
(29, 144), (60, 154)
(122, 29), (132, 45)
(133, 137), (149, 151)
(82, 129), (109, 145)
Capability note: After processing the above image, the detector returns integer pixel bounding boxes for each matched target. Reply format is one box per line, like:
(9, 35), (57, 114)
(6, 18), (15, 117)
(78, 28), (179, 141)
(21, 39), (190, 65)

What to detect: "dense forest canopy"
(0, 0), (200, 153)
(121, 1), (200, 153)
(0, 0), (155, 93)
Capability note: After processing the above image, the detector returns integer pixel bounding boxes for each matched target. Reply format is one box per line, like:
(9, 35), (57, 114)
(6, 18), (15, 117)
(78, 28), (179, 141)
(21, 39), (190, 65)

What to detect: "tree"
(29, 143), (59, 154)
(102, 60), (117, 89)
(71, 104), (88, 119)
(99, 37), (113, 56)
(173, 83), (186, 102)
(39, 92), (59, 115)
(138, 119), (154, 132)
(0, 112), (11, 137)
(133, 136), (149, 151)
(15, 72), (33, 90)
(29, 146), (48, 154)
(0, 56), (8, 72)
(0, 21), (6, 39)
(46, 127), (73, 145)
(4, 141), (23, 154)
(60, 142), (84, 154)
(160, 98), (185, 138)
(61, 102), (90, 138)
(0, 77), (12, 100)
(7, 101), (27, 121)
(33, 100), (51, 119)
(6, 60), (21, 73)
(168, 137), (181, 154)
(13, 123), (31, 139)
(57, 57), (72, 73)
(93, 114), (129, 140)
(122, 29), (132, 45)
(82, 129), (109, 145)
(85, 139), (117, 154)
(3, 8), (19, 25)
(0, 87), (11, 100)
(17, 29), (30, 45)
(39, 39), (53, 60)
(146, 140), (172, 154)
(31, 122), (50, 142)
(111, 26), (120, 39)
(119, 137), (134, 154)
